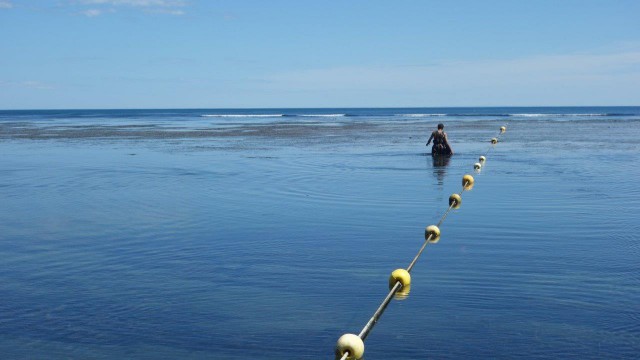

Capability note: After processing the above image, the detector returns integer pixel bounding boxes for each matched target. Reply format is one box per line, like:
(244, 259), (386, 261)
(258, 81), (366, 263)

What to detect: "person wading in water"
(426, 123), (454, 156)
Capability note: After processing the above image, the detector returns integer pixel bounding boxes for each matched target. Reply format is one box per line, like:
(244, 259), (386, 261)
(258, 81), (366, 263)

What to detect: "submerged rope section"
(335, 125), (508, 360)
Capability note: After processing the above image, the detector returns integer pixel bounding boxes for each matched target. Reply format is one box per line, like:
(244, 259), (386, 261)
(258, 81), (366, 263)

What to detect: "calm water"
(1, 107), (639, 359)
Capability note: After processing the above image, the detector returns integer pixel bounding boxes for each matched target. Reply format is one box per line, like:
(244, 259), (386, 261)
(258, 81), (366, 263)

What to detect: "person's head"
(437, 123), (444, 130)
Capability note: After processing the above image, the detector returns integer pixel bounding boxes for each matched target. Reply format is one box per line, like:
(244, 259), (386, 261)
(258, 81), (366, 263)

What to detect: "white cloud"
(79, 0), (186, 8)
(74, 0), (186, 15)
(257, 50), (640, 106)
(22, 81), (54, 90)
(82, 9), (102, 17)
(80, 0), (187, 8)
(265, 51), (640, 90)
(147, 8), (184, 15)
(0, 80), (55, 90)
(0, 1), (13, 9)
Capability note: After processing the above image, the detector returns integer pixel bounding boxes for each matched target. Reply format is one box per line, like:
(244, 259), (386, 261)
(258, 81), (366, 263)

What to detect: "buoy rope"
(406, 233), (432, 273)
(436, 200), (456, 227)
(358, 281), (403, 341)
(335, 126), (507, 360)
(483, 125), (507, 158)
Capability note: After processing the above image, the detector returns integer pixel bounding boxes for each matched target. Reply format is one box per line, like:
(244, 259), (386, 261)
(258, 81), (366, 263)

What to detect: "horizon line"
(2, 105), (640, 111)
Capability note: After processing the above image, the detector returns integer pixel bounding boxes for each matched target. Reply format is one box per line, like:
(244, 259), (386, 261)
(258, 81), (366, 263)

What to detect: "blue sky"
(1, 0), (639, 109)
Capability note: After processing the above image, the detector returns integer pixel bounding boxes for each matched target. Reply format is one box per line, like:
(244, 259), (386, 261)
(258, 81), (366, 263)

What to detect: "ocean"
(1, 107), (639, 359)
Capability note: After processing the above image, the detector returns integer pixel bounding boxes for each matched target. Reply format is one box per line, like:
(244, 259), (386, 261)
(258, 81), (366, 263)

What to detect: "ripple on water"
(1, 114), (640, 359)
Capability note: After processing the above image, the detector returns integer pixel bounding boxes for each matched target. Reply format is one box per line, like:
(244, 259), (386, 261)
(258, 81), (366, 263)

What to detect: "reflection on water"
(430, 154), (451, 186)
(393, 284), (411, 300)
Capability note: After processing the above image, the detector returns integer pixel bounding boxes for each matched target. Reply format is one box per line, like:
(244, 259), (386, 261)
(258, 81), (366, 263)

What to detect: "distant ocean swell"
(201, 114), (348, 118)
(1, 108), (638, 123)
(396, 113), (630, 117)
(201, 114), (285, 118)
(199, 112), (635, 118)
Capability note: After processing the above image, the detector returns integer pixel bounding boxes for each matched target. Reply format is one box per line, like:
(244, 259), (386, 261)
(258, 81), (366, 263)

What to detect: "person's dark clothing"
(431, 130), (451, 156)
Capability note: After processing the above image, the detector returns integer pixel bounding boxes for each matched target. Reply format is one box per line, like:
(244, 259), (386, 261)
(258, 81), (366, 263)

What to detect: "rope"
(436, 201), (456, 227)
(358, 281), (403, 341)
(334, 125), (508, 360)
(406, 233), (432, 272)
(483, 124), (508, 158)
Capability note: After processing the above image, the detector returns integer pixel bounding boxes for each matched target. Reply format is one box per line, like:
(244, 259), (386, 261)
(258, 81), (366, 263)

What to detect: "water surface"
(1, 107), (639, 359)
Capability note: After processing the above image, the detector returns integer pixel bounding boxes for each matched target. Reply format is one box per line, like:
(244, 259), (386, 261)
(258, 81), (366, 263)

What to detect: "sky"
(0, 0), (639, 109)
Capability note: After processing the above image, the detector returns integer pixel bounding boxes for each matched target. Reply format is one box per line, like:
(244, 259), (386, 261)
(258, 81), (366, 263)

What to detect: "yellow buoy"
(479, 155), (486, 163)
(389, 269), (411, 289)
(474, 162), (482, 170)
(491, 138), (498, 144)
(389, 268), (411, 299)
(335, 334), (365, 360)
(500, 126), (506, 133)
(425, 225), (441, 243)
(449, 194), (462, 209)
(462, 174), (474, 190)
